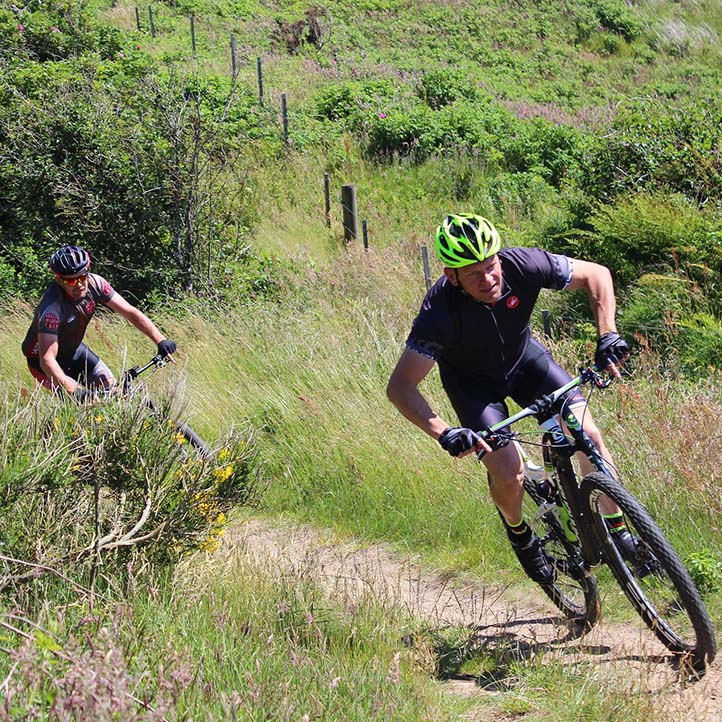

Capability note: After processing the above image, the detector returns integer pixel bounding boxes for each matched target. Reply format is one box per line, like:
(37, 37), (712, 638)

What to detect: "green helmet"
(434, 213), (501, 268)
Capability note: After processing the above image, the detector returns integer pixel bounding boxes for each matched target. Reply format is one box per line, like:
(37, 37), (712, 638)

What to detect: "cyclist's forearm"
(125, 308), (165, 345)
(40, 356), (76, 394)
(387, 384), (450, 439)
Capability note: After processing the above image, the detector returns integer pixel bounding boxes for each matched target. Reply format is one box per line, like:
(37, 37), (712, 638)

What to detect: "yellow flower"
(199, 534), (220, 553)
(174, 433), (187, 445)
(218, 447), (231, 461)
(213, 464), (234, 482)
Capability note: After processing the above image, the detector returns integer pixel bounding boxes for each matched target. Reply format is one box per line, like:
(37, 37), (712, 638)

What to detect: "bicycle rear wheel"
(581, 472), (716, 671)
(523, 476), (600, 631)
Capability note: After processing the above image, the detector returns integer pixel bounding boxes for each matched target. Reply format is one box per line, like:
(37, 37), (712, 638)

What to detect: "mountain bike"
(477, 366), (716, 672)
(121, 354), (209, 457)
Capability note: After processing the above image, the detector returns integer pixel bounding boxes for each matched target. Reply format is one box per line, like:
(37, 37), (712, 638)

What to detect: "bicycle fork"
(536, 416), (606, 571)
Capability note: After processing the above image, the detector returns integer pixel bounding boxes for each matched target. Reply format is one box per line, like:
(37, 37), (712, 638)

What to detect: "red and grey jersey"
(22, 274), (115, 361)
(405, 247), (572, 386)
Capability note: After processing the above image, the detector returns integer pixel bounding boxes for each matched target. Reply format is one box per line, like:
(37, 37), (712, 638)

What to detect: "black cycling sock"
(504, 518), (533, 547)
(603, 511), (628, 534)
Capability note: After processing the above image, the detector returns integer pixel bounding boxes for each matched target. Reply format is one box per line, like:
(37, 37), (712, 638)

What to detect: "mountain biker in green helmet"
(22, 245), (177, 402)
(387, 213), (633, 584)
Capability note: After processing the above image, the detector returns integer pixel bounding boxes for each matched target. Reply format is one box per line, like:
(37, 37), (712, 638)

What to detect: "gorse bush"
(0, 389), (262, 604)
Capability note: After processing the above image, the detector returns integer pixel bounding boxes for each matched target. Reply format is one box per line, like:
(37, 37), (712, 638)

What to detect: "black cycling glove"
(73, 387), (94, 404)
(438, 427), (480, 457)
(157, 339), (177, 357)
(594, 332), (630, 370)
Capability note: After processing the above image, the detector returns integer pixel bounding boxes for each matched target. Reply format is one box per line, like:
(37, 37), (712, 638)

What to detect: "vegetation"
(1, 0), (721, 719)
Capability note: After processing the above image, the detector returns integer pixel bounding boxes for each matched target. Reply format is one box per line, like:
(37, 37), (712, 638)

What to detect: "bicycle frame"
(477, 367), (614, 569)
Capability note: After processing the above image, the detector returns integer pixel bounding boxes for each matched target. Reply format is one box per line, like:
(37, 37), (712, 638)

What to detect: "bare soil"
(221, 518), (720, 722)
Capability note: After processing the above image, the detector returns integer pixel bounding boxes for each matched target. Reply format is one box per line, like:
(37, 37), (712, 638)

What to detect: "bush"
(559, 192), (721, 292)
(499, 116), (589, 187)
(0, 63), (267, 302)
(1, 0), (123, 61)
(676, 313), (722, 374)
(416, 68), (478, 109)
(0, 391), (262, 598)
(314, 79), (397, 123)
(685, 549), (722, 594)
(581, 97), (722, 204)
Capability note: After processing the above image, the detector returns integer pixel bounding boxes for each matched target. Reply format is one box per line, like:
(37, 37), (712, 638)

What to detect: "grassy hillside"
(2, 1), (722, 719)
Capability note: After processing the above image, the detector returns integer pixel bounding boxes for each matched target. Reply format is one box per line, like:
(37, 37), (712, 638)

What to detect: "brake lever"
(475, 430), (514, 461)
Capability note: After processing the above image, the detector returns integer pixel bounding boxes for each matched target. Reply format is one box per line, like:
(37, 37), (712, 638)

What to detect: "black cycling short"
(27, 343), (113, 391)
(441, 339), (585, 431)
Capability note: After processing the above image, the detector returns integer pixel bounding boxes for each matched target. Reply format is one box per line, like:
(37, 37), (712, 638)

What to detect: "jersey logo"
(101, 279), (112, 296)
(79, 298), (96, 317)
(506, 295), (520, 309)
(42, 312), (60, 331)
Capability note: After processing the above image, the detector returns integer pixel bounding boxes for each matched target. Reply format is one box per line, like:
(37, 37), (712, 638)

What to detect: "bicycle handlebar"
(474, 365), (611, 460)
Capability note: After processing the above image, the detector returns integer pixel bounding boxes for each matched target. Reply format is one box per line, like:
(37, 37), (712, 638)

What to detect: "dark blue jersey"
(406, 247), (572, 388)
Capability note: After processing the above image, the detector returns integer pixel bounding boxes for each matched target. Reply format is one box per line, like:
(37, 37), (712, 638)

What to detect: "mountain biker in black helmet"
(22, 245), (177, 402)
(387, 213), (634, 585)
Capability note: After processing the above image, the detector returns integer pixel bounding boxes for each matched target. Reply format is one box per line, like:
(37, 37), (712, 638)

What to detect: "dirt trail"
(222, 518), (720, 721)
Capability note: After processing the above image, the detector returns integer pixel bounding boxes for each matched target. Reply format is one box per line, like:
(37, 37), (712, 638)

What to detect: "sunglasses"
(57, 273), (88, 287)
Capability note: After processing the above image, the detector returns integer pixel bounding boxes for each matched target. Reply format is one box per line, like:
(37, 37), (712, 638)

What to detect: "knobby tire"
(144, 396), (209, 457)
(581, 472), (716, 671)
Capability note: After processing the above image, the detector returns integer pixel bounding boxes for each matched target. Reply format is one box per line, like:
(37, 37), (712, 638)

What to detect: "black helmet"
(49, 246), (90, 276)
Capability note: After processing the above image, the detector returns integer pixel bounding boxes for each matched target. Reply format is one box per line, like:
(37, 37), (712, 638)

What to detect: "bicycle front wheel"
(174, 419), (210, 457)
(581, 472), (716, 671)
(523, 477), (600, 631)
(144, 396), (210, 458)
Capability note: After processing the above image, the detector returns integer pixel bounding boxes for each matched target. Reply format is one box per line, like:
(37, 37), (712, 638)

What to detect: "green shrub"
(594, 0), (642, 42)
(314, 79), (397, 123)
(416, 68), (478, 109)
(582, 97), (722, 204)
(365, 104), (437, 159)
(559, 192), (720, 290)
(2, 0), (123, 62)
(685, 550), (722, 594)
(499, 116), (589, 187)
(677, 313), (722, 373)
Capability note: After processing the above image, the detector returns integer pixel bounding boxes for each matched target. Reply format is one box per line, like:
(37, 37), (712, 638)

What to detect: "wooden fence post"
(190, 14), (196, 54)
(230, 33), (237, 76)
(421, 246), (432, 291)
(341, 185), (358, 242)
(149, 7), (156, 37)
(542, 309), (552, 338)
(281, 93), (289, 147)
(362, 219), (369, 250)
(135, 6), (141, 31)
(323, 172), (331, 227)
(257, 56), (264, 106)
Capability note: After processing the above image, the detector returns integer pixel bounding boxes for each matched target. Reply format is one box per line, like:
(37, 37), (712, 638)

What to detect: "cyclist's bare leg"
(483, 442), (525, 525)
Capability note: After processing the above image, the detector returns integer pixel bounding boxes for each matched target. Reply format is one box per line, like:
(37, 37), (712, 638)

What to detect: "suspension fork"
(539, 417), (604, 567)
